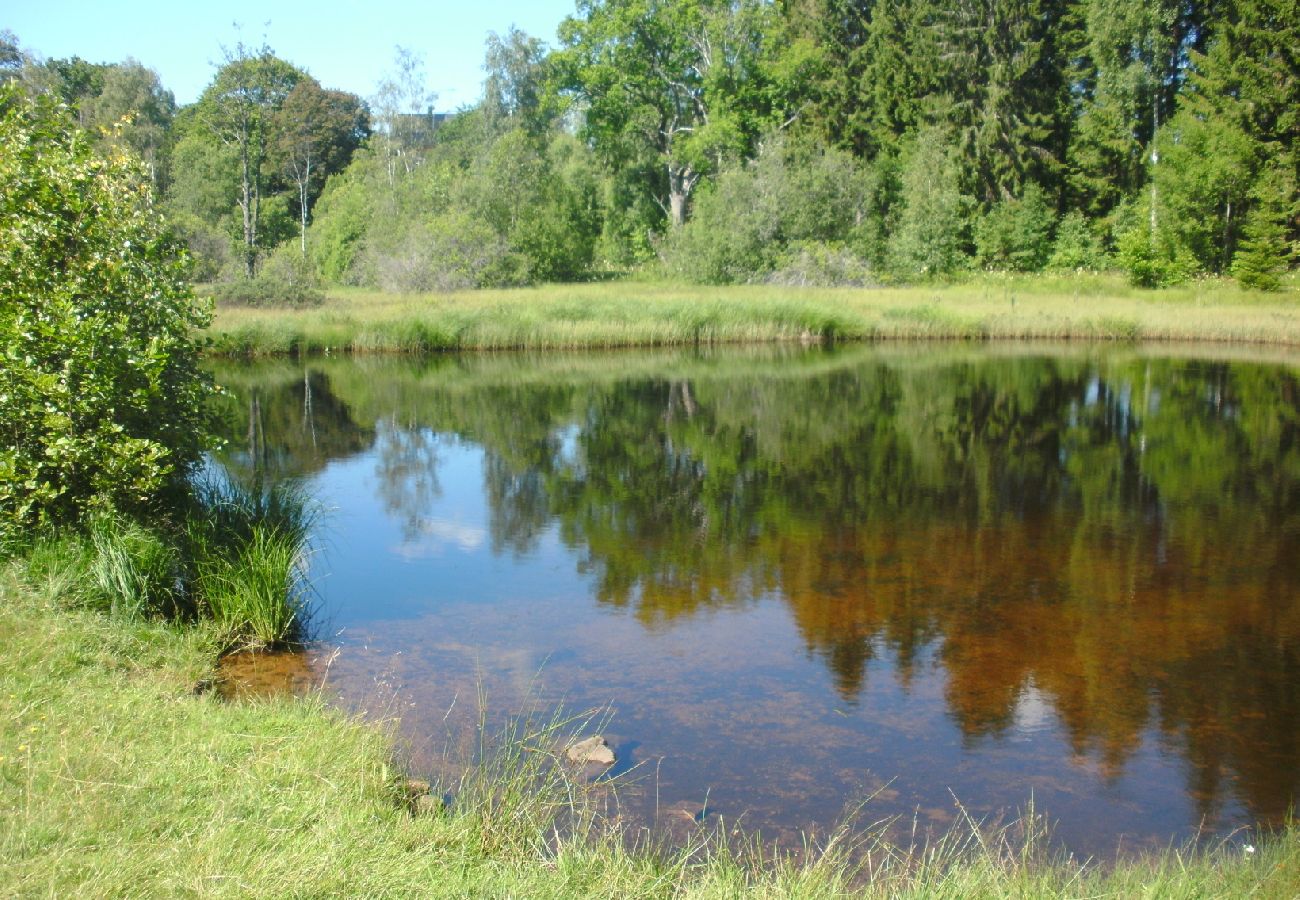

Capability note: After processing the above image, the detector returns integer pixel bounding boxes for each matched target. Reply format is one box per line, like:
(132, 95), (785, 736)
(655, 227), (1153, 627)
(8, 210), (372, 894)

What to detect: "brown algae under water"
(210, 342), (1300, 859)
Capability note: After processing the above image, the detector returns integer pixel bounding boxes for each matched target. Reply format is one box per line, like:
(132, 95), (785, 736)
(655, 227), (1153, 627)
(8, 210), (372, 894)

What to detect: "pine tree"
(1186, 0), (1299, 260)
(1232, 167), (1295, 290)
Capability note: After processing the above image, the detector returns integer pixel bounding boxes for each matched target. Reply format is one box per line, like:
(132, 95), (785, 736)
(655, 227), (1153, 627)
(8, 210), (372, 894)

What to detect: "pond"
(209, 343), (1300, 858)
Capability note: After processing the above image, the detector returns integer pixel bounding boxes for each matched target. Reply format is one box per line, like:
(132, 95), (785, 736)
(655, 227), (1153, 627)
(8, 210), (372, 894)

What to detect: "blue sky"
(4, 0), (577, 111)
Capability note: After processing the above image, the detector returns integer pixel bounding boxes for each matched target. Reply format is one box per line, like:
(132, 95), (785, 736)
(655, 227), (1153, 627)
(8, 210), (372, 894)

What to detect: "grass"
(3, 549), (1299, 897)
(187, 474), (317, 648)
(204, 272), (1300, 355)
(21, 474), (316, 651)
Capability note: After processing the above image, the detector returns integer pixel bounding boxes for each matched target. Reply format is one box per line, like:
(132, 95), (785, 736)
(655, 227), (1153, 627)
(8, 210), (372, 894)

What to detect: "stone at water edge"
(566, 735), (616, 767)
(414, 794), (445, 816)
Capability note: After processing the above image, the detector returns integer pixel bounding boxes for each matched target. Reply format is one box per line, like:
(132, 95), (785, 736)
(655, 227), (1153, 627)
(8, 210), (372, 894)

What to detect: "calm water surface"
(210, 344), (1300, 857)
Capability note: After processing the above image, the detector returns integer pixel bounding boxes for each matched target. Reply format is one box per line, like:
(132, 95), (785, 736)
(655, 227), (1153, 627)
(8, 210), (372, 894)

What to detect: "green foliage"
(973, 183), (1055, 272)
(1115, 223), (1194, 288)
(886, 127), (974, 279)
(769, 241), (876, 287)
(1232, 167), (1297, 291)
(1048, 211), (1109, 271)
(557, 0), (781, 227)
(1153, 112), (1260, 272)
(0, 86), (211, 537)
(309, 121), (602, 290)
(664, 132), (874, 283)
(210, 244), (325, 308)
(307, 161), (374, 284)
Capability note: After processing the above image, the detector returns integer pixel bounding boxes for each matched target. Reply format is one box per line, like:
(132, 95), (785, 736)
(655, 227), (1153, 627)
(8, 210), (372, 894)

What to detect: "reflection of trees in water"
(484, 450), (550, 557)
(464, 355), (1300, 827)
(373, 423), (443, 541)
(211, 352), (1300, 828)
(210, 369), (373, 479)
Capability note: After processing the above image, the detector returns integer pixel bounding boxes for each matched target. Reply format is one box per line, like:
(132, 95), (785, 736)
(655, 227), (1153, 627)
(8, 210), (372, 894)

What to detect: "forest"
(2, 0), (1297, 296)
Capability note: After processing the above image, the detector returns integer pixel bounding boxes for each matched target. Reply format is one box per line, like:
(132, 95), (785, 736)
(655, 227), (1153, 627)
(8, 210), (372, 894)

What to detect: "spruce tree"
(1232, 167), (1296, 290)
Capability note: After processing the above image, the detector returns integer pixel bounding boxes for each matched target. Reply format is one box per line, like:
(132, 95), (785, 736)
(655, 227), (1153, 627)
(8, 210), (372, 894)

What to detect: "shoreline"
(4, 568), (1297, 895)
(203, 275), (1300, 357)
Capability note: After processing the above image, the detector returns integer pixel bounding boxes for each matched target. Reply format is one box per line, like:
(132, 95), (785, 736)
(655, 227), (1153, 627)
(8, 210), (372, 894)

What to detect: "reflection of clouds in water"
(392, 516), (488, 558)
(1012, 682), (1054, 738)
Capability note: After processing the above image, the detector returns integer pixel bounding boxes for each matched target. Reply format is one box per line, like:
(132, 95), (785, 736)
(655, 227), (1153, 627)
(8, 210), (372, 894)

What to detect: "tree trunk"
(667, 163), (697, 229)
(240, 139), (256, 278)
(299, 156), (311, 256)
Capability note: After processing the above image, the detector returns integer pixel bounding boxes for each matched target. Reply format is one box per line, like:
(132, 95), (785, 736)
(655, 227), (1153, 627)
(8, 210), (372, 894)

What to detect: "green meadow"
(205, 274), (1300, 356)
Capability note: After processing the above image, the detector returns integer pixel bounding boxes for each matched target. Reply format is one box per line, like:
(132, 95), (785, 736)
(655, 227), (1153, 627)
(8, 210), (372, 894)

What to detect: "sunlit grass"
(186, 473), (317, 648)
(204, 272), (1300, 355)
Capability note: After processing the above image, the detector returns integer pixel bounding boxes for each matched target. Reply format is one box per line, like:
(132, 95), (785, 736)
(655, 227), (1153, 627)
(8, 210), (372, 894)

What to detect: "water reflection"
(208, 345), (1300, 851)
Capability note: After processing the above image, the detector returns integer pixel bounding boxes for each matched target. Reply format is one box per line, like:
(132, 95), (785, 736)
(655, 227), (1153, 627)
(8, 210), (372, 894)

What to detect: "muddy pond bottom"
(210, 344), (1300, 859)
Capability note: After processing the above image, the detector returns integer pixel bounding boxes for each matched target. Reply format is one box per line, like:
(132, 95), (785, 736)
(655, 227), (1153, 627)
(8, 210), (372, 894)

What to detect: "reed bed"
(205, 274), (1300, 356)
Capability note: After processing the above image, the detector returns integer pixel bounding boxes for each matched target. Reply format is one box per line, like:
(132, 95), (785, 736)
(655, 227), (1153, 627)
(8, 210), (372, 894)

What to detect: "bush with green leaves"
(1116, 225), (1196, 288)
(0, 85), (211, 536)
(1048, 212), (1109, 271)
(973, 183), (1055, 272)
(663, 133), (874, 284)
(210, 243), (325, 308)
(886, 127), (974, 279)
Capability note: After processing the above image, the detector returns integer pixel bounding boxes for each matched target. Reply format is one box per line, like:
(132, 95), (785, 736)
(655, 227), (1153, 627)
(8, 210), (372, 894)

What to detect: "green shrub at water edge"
(0, 85), (212, 540)
(186, 474), (316, 646)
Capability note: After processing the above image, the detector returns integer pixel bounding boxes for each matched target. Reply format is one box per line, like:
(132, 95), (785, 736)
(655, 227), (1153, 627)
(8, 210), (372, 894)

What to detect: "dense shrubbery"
(210, 245), (325, 308)
(306, 115), (602, 291)
(0, 85), (211, 539)
(663, 134), (875, 284)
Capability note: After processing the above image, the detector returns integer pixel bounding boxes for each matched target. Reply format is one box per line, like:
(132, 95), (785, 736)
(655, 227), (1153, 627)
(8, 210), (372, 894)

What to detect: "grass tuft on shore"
(204, 273), (1300, 356)
(2, 552), (1298, 897)
(187, 474), (316, 647)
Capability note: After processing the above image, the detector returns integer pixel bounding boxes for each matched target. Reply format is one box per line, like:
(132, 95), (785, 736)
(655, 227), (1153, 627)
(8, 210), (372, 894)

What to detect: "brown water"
(210, 344), (1300, 857)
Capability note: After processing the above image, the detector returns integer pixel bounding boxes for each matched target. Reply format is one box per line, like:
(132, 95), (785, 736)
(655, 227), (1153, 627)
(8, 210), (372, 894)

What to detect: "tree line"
(3, 0), (1296, 292)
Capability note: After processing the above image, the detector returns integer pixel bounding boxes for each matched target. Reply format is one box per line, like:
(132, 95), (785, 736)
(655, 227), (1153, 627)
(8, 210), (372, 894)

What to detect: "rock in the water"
(566, 735), (616, 767)
(403, 778), (431, 796)
(414, 794), (444, 816)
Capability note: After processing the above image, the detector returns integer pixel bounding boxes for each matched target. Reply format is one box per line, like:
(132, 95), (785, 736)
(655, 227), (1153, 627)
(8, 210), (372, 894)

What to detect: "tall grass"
(86, 513), (182, 620)
(6, 473), (318, 648)
(187, 473), (317, 648)
(205, 274), (1300, 356)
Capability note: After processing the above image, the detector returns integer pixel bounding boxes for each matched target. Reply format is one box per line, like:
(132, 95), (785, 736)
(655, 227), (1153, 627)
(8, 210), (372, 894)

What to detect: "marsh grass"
(86, 513), (183, 620)
(186, 473), (317, 648)
(3, 473), (317, 649)
(205, 273), (1300, 356)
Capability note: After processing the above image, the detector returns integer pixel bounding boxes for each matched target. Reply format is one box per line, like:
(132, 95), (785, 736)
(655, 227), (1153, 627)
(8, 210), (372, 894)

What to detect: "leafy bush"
(364, 214), (522, 292)
(973, 184), (1054, 272)
(664, 133), (874, 284)
(1048, 212), (1109, 271)
(886, 127), (974, 279)
(210, 245), (325, 307)
(0, 85), (211, 537)
(1116, 225), (1195, 288)
(767, 242), (876, 287)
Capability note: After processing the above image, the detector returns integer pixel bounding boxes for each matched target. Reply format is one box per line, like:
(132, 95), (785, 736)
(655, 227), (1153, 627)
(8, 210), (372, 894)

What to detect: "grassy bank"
(206, 273), (1300, 355)
(3, 555), (1299, 897)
